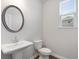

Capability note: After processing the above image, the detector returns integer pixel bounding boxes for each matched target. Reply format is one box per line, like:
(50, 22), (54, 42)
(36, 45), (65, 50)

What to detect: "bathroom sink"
(1, 40), (33, 54)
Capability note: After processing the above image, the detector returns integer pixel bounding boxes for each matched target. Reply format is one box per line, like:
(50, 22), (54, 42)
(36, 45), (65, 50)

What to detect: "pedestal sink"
(1, 40), (34, 59)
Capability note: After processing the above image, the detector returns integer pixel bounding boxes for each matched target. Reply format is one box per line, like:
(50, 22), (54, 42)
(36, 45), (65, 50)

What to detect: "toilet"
(34, 40), (52, 59)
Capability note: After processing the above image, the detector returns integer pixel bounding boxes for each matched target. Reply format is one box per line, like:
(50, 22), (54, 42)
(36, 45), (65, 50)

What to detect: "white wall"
(1, 0), (42, 59)
(1, 0), (78, 59)
(1, 0), (42, 44)
(43, 0), (78, 59)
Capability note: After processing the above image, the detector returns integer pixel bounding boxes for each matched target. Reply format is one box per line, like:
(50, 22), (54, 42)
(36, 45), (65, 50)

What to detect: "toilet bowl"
(39, 48), (51, 59)
(34, 40), (52, 59)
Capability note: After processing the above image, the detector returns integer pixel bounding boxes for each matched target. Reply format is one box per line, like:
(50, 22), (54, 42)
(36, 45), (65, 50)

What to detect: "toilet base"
(39, 55), (49, 59)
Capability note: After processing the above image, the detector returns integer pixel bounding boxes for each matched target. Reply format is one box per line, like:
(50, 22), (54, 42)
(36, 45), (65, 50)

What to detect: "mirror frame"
(2, 5), (24, 33)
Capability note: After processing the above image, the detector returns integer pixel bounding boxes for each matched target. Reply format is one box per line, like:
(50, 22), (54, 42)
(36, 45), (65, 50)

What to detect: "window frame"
(59, 0), (78, 28)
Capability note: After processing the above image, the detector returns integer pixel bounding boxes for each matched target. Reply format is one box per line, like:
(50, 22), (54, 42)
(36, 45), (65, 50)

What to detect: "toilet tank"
(34, 40), (42, 50)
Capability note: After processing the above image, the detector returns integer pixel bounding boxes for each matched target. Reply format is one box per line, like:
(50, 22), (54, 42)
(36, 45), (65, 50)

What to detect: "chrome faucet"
(12, 36), (18, 43)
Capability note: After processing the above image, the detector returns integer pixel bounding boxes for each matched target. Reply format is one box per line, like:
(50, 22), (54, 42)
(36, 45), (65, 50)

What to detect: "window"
(60, 0), (76, 15)
(59, 0), (77, 28)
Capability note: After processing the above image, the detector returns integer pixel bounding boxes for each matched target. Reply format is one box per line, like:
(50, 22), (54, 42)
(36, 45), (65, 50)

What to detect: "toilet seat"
(38, 48), (51, 55)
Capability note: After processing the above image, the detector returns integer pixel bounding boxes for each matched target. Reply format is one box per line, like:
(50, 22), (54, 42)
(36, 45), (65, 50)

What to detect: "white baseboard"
(33, 51), (68, 59)
(51, 53), (68, 59)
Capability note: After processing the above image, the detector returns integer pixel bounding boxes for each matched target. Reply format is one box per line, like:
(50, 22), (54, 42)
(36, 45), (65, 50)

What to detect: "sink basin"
(1, 40), (33, 54)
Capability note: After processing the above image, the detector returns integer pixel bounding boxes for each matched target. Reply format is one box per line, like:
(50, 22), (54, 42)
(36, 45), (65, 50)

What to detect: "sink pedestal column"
(12, 51), (23, 59)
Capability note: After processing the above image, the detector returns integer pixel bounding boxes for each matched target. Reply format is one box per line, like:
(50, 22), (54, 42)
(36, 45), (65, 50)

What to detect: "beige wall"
(43, 0), (78, 59)
(1, 0), (42, 59)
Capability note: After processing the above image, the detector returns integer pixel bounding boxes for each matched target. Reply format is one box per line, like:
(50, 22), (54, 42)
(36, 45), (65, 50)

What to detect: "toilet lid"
(38, 48), (51, 55)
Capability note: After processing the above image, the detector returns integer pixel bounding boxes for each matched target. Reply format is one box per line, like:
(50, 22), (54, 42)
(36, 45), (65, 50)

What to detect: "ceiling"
(42, 0), (48, 3)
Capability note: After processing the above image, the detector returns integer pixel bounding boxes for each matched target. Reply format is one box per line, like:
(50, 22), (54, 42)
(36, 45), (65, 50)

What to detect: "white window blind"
(60, 0), (76, 16)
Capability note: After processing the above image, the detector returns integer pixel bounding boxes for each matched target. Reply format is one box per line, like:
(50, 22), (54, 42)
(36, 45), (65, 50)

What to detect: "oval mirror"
(2, 5), (24, 33)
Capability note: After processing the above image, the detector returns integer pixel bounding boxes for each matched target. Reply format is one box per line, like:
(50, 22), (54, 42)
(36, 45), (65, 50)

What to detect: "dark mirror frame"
(2, 5), (24, 33)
